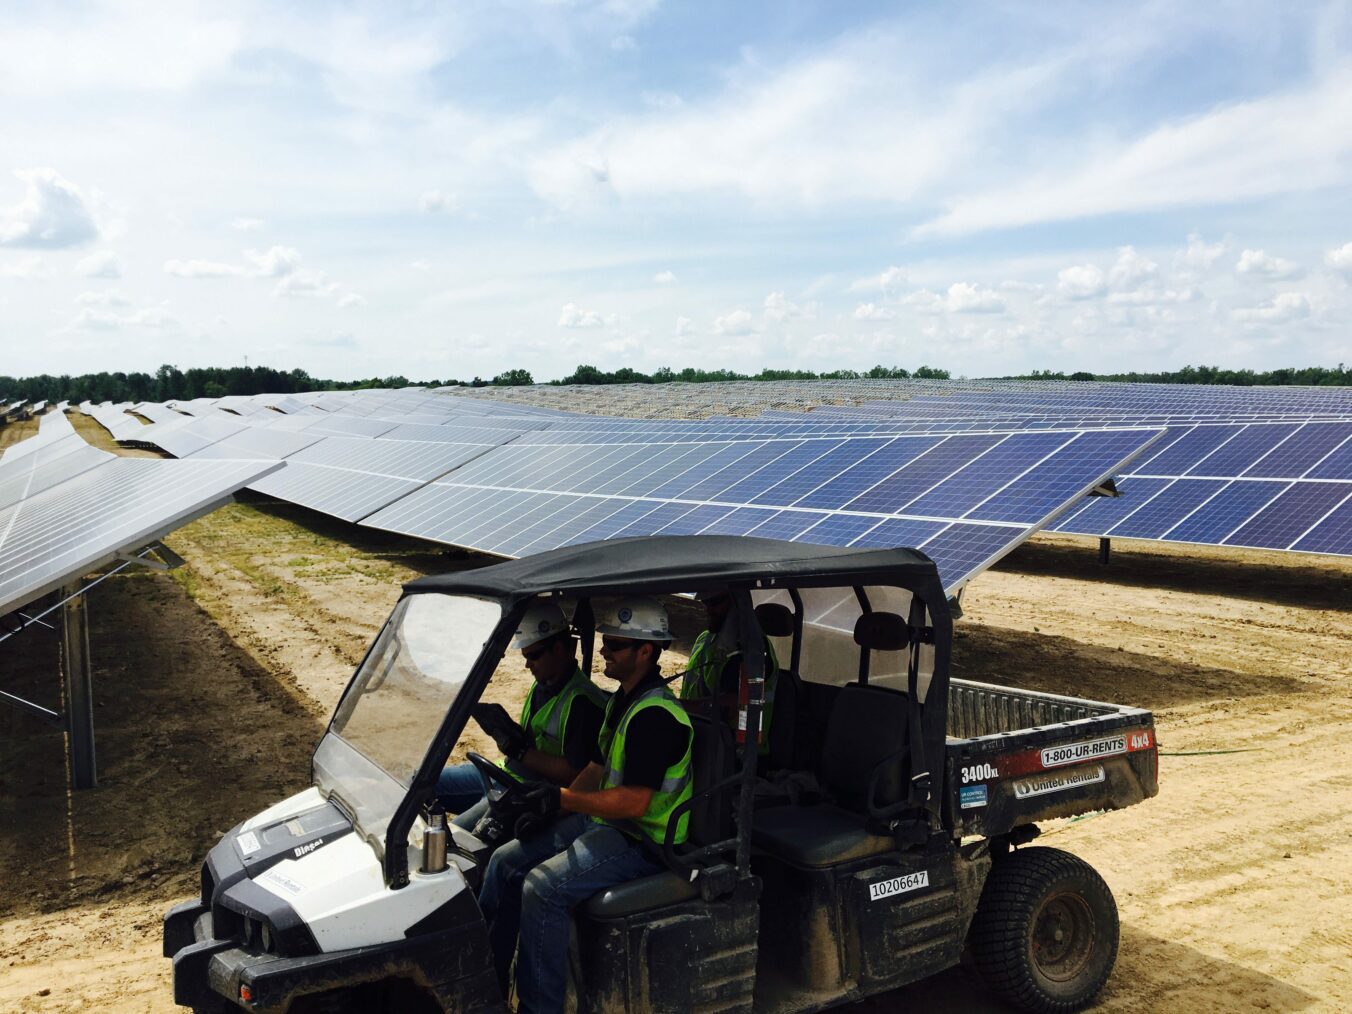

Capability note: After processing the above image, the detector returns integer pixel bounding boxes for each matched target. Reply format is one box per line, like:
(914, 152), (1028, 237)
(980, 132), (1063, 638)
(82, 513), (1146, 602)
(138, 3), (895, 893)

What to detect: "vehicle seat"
(585, 713), (733, 917)
(751, 613), (911, 868)
(753, 602), (807, 772)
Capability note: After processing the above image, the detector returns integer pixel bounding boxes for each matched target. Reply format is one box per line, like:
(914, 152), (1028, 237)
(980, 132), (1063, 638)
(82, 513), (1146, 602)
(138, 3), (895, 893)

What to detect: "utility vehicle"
(165, 535), (1158, 1013)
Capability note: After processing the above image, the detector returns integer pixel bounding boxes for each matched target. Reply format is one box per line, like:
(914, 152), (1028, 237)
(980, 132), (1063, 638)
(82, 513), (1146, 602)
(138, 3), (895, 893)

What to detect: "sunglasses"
(521, 644), (551, 662)
(600, 637), (641, 654)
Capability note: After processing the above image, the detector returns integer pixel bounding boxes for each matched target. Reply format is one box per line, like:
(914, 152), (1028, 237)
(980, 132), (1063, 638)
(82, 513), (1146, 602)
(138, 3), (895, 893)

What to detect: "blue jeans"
(436, 762), (485, 816)
(478, 813), (661, 1014)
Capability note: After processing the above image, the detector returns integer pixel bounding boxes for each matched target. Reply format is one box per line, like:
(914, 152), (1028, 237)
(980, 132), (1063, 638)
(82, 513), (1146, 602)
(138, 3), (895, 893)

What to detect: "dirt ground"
(1, 415), (1349, 1012)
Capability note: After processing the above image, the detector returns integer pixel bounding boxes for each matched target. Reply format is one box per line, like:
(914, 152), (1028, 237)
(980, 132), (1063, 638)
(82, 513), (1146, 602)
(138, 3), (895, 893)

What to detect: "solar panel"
(145, 415), (248, 458)
(184, 427), (325, 460)
(1050, 420), (1352, 555)
(248, 436), (499, 523)
(0, 444), (116, 511)
(0, 457), (281, 616)
(361, 426), (1162, 591)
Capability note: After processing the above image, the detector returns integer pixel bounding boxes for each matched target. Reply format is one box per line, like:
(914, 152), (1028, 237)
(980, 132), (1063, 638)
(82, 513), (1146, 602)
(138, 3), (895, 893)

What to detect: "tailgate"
(945, 712), (1158, 839)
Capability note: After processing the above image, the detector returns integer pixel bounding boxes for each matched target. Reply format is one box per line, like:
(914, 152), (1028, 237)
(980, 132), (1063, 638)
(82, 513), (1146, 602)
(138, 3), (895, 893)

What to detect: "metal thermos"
(421, 807), (448, 874)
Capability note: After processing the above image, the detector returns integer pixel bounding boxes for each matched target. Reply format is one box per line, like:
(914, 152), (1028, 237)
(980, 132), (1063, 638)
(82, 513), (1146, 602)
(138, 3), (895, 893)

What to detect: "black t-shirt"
(522, 672), (605, 771)
(592, 670), (691, 791)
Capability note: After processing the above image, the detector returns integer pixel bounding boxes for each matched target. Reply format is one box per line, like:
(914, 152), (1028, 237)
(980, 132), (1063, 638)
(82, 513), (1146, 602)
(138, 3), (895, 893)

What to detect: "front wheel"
(970, 846), (1119, 1013)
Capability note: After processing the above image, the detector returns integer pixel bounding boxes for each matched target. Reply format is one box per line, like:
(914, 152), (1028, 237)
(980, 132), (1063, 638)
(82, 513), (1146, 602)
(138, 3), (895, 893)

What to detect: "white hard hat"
(512, 601), (569, 649)
(596, 597), (672, 642)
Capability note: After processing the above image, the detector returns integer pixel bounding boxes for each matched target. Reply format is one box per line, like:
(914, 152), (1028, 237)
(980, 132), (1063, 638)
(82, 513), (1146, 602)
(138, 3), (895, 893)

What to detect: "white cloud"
(1235, 249), (1303, 280)
(558, 302), (605, 327)
(945, 282), (1005, 314)
(1108, 245), (1158, 290)
(230, 217), (265, 232)
(420, 190), (456, 213)
(1178, 232), (1227, 269)
(713, 309), (757, 336)
(75, 250), (120, 278)
(854, 302), (896, 321)
(674, 316), (694, 337)
(902, 289), (944, 312)
(410, 259), (432, 272)
(1231, 291), (1311, 324)
(75, 289), (130, 306)
(245, 245), (302, 277)
(0, 255), (51, 279)
(849, 265), (908, 296)
(917, 65), (1352, 237)
(71, 303), (177, 331)
(1325, 242), (1352, 274)
(1108, 286), (1201, 306)
(999, 280), (1043, 293)
(611, 35), (637, 52)
(652, 269), (676, 284)
(164, 258), (244, 278)
(1057, 264), (1106, 300)
(338, 292), (366, 308)
(273, 271), (338, 299)
(763, 291), (815, 322)
(0, 169), (99, 249)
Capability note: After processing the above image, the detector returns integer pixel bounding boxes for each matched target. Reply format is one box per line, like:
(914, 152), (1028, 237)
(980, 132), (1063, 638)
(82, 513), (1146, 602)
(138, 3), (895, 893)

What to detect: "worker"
(477, 597), (693, 1014)
(436, 600), (606, 830)
(680, 589), (778, 756)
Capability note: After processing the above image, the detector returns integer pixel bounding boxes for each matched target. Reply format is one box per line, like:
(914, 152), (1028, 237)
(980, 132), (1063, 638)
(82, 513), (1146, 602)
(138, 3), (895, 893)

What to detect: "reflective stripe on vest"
(594, 685), (693, 845)
(681, 630), (779, 755)
(520, 666), (608, 759)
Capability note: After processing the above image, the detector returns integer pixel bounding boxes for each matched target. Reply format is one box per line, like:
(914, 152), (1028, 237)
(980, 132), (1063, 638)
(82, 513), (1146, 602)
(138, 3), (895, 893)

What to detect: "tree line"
(1, 362), (1346, 405)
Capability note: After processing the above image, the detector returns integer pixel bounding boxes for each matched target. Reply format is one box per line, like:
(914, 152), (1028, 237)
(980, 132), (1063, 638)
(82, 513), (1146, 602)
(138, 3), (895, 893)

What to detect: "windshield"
(313, 593), (502, 847)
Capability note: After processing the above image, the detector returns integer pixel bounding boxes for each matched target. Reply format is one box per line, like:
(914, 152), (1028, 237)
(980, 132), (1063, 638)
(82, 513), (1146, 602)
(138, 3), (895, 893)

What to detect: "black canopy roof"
(404, 535), (944, 602)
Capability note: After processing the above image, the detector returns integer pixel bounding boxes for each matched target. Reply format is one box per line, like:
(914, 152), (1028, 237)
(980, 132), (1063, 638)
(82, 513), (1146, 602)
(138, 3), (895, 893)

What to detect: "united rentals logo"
(293, 838), (325, 859)
(1014, 764), (1106, 799)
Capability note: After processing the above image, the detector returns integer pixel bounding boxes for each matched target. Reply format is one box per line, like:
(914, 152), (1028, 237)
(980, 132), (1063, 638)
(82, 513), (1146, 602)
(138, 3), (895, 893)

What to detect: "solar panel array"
(67, 375), (1350, 598)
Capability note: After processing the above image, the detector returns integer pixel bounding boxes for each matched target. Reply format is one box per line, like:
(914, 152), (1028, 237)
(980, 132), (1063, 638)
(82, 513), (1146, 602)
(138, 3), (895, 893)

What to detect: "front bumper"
(164, 900), (502, 1013)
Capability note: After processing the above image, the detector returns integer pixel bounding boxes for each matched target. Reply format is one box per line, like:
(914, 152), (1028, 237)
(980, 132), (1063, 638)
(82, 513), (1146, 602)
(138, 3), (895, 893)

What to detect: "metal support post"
(61, 581), (97, 790)
(1098, 537), (1111, 566)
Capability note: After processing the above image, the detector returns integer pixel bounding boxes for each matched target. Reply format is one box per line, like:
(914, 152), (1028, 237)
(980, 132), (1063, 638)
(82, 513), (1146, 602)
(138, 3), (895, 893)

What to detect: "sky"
(2, 0), (1351, 383)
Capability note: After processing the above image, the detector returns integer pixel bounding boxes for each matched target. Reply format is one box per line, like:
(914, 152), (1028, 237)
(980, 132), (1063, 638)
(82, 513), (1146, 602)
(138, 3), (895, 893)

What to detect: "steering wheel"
(466, 751), (528, 817)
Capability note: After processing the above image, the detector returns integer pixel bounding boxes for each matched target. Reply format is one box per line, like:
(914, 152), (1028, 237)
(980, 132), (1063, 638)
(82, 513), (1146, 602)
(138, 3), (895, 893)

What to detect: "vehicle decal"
(259, 868), (304, 896)
(236, 831), (261, 855)
(1013, 764), (1106, 800)
(868, 871), (929, 901)
(960, 762), (998, 784)
(995, 726), (1155, 777)
(959, 784), (988, 809)
(293, 837), (326, 859)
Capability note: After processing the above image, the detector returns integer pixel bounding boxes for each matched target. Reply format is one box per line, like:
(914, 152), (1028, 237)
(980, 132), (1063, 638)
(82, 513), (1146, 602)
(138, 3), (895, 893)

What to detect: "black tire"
(970, 846), (1119, 1014)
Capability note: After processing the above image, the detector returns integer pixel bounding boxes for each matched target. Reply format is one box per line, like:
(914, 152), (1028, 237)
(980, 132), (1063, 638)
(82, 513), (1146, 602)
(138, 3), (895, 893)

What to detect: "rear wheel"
(970, 846), (1118, 1013)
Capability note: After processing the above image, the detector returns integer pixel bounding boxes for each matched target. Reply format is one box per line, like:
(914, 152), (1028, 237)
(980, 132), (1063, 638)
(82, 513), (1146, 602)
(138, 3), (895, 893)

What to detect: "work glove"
(471, 704), (533, 762)
(513, 782), (562, 841)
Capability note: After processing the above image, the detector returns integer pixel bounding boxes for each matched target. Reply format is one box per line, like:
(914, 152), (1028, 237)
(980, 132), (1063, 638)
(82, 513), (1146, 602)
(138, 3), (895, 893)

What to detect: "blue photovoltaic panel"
(1133, 425), (1243, 475)
(669, 442), (808, 502)
(654, 504), (735, 536)
(1053, 478), (1173, 536)
(850, 518), (948, 548)
(697, 507), (784, 536)
(903, 431), (1069, 517)
(1186, 423), (1298, 476)
(1290, 494), (1352, 554)
(844, 434), (1002, 513)
(516, 499), (631, 554)
(743, 509), (827, 542)
(912, 523), (1025, 580)
(1162, 481), (1288, 544)
(715, 441), (844, 505)
(1243, 422), (1352, 478)
(750, 438), (892, 506)
(1223, 482), (1352, 550)
(970, 429), (1163, 524)
(794, 513), (883, 546)
(794, 436), (942, 509)
(1306, 435), (1352, 480)
(1107, 479), (1229, 540)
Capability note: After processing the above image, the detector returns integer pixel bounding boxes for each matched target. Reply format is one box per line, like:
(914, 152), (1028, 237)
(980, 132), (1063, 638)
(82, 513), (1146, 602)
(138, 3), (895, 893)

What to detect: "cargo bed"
(942, 678), (1158, 838)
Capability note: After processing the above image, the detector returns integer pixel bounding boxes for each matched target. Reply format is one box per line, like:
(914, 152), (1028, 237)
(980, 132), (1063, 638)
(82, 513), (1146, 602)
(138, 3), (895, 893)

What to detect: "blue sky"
(2, 0), (1350, 382)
